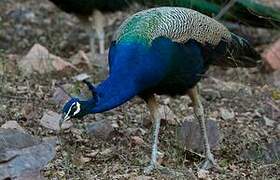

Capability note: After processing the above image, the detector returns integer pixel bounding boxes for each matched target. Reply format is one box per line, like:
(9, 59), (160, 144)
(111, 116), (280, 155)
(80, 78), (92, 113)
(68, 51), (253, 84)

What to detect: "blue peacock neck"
(87, 74), (139, 114)
(83, 41), (155, 114)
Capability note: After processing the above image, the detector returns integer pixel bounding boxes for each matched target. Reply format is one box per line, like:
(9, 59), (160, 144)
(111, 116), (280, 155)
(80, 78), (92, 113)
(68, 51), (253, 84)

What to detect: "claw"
(200, 153), (221, 171)
(144, 164), (157, 175)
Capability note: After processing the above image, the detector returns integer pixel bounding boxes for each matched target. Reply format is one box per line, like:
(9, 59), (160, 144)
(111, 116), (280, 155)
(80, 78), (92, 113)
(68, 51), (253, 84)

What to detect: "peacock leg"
(93, 10), (105, 54)
(78, 16), (96, 61)
(187, 87), (218, 170)
(88, 28), (96, 61)
(144, 95), (161, 174)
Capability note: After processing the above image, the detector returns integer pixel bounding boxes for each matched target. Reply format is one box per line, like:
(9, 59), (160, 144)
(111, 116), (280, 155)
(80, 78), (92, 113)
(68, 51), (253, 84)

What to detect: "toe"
(144, 164), (156, 174)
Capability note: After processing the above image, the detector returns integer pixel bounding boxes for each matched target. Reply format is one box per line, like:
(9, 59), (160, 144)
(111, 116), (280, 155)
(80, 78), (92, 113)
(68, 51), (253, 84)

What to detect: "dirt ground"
(0, 0), (279, 179)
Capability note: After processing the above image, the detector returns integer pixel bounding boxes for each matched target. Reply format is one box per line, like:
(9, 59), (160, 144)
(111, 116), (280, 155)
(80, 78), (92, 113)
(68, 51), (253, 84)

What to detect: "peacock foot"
(200, 153), (221, 170)
(144, 163), (157, 175)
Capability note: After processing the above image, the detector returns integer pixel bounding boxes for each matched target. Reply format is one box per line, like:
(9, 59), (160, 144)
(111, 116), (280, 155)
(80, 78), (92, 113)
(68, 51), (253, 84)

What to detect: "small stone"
(80, 156), (91, 164)
(131, 136), (145, 145)
(163, 97), (171, 105)
(40, 110), (73, 130)
(220, 108), (235, 120)
(1, 121), (25, 132)
(86, 120), (114, 140)
(197, 169), (210, 180)
(100, 148), (113, 156)
(179, 118), (221, 152)
(73, 73), (90, 81)
(86, 150), (99, 158)
(111, 120), (119, 128)
(21, 103), (35, 120)
(263, 116), (275, 127)
(158, 105), (177, 125)
(157, 151), (164, 165)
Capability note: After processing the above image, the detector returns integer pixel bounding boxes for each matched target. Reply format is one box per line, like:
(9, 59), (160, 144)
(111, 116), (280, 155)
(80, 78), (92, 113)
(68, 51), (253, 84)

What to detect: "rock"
(69, 50), (91, 69)
(263, 116), (275, 127)
(0, 128), (56, 180)
(51, 87), (71, 106)
(40, 110), (73, 131)
(21, 103), (35, 120)
(131, 136), (145, 146)
(220, 108), (235, 120)
(178, 118), (221, 152)
(18, 44), (78, 75)
(86, 120), (114, 140)
(1, 120), (25, 132)
(262, 39), (280, 71)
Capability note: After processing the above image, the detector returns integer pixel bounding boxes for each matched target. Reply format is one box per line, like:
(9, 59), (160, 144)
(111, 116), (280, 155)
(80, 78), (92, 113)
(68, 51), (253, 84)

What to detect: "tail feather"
(228, 33), (262, 67)
(211, 33), (262, 68)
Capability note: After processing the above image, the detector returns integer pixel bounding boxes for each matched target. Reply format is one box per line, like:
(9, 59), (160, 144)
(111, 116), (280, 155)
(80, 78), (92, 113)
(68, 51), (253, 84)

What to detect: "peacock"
(48, 0), (140, 60)
(48, 0), (279, 61)
(59, 7), (261, 173)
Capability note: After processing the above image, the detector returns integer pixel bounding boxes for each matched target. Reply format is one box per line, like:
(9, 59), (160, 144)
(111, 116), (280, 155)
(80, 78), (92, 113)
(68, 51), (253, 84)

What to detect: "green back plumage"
(116, 10), (161, 44)
(115, 7), (231, 46)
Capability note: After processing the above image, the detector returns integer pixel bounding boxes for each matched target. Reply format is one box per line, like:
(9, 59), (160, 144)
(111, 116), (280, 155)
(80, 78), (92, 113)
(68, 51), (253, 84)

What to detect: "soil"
(0, 0), (279, 179)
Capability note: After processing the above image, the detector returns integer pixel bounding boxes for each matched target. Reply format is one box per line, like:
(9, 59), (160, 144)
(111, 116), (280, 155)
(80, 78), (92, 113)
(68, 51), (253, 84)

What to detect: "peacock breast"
(140, 37), (209, 97)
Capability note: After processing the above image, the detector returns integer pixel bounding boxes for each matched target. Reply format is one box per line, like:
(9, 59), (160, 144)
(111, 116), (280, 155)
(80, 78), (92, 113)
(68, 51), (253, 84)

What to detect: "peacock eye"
(72, 105), (77, 111)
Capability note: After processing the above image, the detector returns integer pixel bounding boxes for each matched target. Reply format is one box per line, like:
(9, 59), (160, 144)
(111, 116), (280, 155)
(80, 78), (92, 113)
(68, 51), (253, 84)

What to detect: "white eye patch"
(64, 102), (79, 120)
(73, 102), (81, 116)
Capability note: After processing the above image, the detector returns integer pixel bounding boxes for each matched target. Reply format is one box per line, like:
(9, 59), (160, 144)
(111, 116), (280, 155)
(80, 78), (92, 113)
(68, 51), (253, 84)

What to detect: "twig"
(215, 0), (238, 20)
(267, 101), (280, 112)
(0, 94), (35, 101)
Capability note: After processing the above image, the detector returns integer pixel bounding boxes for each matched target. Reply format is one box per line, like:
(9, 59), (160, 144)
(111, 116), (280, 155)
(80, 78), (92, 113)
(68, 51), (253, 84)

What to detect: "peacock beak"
(59, 113), (70, 128)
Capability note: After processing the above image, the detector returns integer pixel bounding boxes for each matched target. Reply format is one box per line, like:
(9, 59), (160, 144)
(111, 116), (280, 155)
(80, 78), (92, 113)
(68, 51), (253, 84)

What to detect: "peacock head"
(60, 98), (83, 125)
(59, 80), (98, 127)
